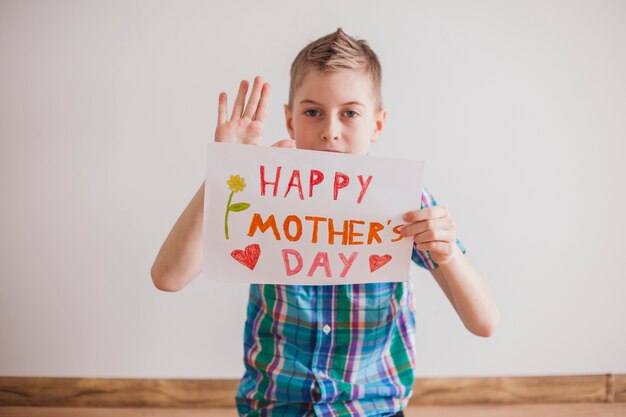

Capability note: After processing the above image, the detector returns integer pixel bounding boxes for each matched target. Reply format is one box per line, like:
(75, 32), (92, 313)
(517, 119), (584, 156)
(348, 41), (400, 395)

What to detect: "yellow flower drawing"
(227, 175), (246, 193)
(224, 174), (250, 240)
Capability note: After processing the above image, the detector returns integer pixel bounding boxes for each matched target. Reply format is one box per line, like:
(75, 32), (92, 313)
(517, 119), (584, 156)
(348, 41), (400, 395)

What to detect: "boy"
(152, 28), (500, 417)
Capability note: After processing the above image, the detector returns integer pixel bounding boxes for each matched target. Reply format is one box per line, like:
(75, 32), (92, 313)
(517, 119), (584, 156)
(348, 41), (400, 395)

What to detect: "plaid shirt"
(236, 188), (466, 417)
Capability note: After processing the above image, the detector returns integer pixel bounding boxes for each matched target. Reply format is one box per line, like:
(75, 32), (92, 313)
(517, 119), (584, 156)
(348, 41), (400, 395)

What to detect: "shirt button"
(322, 324), (332, 335)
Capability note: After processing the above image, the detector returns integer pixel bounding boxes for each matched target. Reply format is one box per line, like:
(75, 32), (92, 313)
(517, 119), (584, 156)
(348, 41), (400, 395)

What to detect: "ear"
(284, 104), (295, 140)
(371, 107), (387, 143)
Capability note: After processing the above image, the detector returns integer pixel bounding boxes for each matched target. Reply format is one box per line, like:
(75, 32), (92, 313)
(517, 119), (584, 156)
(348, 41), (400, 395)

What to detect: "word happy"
(260, 165), (373, 203)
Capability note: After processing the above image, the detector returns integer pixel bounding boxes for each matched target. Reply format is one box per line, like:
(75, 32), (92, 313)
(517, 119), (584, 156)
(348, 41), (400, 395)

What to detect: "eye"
(304, 109), (321, 117)
(343, 110), (359, 118)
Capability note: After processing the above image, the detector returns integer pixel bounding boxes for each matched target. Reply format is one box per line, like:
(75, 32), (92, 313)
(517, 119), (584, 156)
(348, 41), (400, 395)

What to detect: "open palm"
(214, 76), (270, 145)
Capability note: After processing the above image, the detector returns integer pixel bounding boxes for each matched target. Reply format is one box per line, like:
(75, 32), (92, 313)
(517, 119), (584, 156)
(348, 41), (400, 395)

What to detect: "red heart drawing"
(369, 254), (392, 272)
(231, 244), (261, 271)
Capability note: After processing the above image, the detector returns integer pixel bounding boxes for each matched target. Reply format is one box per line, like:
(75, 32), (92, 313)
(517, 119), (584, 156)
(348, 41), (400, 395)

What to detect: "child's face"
(284, 69), (386, 155)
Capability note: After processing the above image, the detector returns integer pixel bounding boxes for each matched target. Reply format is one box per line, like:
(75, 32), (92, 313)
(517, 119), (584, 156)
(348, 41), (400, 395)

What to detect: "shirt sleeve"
(411, 186), (467, 270)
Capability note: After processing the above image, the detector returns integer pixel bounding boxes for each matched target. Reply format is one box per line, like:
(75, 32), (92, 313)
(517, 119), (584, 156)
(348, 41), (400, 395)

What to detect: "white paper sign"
(202, 142), (424, 285)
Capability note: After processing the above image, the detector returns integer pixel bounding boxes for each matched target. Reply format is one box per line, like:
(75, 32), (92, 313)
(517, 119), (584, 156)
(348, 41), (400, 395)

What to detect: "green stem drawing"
(224, 174), (250, 240)
(224, 190), (234, 240)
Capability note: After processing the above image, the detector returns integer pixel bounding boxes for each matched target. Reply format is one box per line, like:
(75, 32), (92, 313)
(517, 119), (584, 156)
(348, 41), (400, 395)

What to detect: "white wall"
(1, 0), (625, 379)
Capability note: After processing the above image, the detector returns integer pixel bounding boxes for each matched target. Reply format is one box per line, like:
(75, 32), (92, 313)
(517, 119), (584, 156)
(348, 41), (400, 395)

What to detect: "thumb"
(271, 139), (296, 148)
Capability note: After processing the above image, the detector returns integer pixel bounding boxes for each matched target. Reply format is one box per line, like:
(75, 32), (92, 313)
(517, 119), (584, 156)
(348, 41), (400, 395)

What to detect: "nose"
(321, 116), (340, 141)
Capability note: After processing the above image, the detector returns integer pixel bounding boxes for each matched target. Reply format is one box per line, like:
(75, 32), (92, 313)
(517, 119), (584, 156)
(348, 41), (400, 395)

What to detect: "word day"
(282, 249), (358, 277)
(281, 249), (392, 278)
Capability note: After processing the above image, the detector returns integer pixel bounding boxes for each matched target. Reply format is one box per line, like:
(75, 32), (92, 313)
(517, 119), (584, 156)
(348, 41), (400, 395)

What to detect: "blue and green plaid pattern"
(236, 187), (465, 416)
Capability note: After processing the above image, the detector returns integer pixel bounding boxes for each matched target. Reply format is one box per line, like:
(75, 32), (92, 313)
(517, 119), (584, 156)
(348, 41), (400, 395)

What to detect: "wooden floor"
(1, 404), (626, 417)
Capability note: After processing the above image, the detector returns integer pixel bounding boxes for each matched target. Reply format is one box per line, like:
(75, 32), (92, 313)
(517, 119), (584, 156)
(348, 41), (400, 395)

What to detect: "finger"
(412, 229), (455, 245)
(403, 206), (449, 223)
(217, 92), (228, 124)
(415, 241), (454, 256)
(231, 80), (249, 120)
(400, 217), (455, 237)
(271, 139), (296, 148)
(243, 76), (264, 119)
(254, 83), (271, 122)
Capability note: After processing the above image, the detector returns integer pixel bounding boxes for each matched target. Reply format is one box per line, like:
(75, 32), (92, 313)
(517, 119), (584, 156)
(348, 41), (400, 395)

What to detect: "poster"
(202, 142), (424, 285)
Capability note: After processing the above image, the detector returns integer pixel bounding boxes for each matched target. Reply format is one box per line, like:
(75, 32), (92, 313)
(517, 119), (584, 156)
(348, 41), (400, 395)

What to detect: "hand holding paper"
(401, 206), (458, 265)
(214, 76), (270, 145)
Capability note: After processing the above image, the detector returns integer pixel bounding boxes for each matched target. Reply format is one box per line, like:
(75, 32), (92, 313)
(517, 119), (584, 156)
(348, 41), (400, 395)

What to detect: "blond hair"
(288, 28), (382, 108)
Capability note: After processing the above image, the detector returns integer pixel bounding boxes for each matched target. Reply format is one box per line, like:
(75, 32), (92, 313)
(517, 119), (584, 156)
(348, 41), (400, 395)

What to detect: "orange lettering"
(391, 224), (404, 242)
(305, 216), (327, 244)
(348, 220), (365, 245)
(367, 222), (384, 244)
(328, 218), (349, 245)
(283, 215), (303, 242)
(247, 213), (281, 240)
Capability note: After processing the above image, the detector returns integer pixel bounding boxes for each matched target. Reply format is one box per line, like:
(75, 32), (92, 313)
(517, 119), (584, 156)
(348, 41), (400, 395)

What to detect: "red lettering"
(260, 165), (281, 197)
(309, 170), (324, 197)
(357, 175), (373, 204)
(284, 170), (304, 200)
(307, 252), (332, 277)
(282, 249), (303, 276)
(333, 172), (350, 200)
(338, 252), (358, 278)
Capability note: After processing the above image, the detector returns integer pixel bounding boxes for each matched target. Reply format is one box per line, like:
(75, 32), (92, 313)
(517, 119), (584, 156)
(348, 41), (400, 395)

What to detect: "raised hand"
(215, 76), (270, 145)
